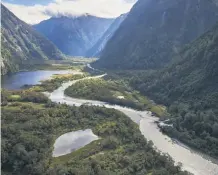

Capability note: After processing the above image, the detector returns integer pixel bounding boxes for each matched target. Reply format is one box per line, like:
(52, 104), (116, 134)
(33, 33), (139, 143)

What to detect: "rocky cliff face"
(34, 15), (114, 56)
(1, 5), (64, 75)
(94, 0), (218, 70)
(86, 14), (127, 57)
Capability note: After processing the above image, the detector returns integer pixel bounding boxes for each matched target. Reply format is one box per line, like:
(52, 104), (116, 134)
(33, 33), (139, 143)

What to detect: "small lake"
(53, 129), (99, 157)
(1, 70), (73, 90)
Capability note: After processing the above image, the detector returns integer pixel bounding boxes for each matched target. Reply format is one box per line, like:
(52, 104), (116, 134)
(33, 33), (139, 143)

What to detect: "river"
(47, 74), (218, 175)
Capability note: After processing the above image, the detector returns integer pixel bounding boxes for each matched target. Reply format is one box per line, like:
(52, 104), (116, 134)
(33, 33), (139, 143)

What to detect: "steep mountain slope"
(137, 23), (218, 105)
(131, 22), (218, 157)
(33, 16), (114, 56)
(94, 0), (218, 70)
(86, 14), (127, 57)
(1, 5), (64, 75)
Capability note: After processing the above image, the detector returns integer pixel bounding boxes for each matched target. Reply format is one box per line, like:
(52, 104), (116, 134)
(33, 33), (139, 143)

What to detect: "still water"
(53, 129), (99, 157)
(1, 70), (74, 90)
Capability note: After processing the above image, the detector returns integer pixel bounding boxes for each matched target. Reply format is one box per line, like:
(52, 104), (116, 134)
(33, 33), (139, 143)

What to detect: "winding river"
(46, 74), (218, 175)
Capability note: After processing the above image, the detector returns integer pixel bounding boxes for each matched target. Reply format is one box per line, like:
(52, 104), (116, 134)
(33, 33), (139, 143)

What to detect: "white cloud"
(2, 3), (50, 24)
(3, 0), (137, 24)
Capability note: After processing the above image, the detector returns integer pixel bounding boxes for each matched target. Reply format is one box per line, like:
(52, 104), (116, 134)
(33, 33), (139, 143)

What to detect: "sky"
(2, 0), (137, 25)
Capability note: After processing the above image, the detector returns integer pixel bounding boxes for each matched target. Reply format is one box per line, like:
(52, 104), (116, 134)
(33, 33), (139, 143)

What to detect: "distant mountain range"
(33, 15), (114, 57)
(1, 4), (64, 75)
(94, 0), (218, 70)
(86, 14), (127, 57)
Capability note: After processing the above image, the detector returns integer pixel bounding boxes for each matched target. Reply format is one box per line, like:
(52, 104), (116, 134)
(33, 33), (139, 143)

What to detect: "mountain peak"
(34, 15), (114, 56)
(48, 13), (115, 21)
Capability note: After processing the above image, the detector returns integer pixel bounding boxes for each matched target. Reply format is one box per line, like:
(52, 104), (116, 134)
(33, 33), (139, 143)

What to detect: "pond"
(53, 129), (99, 157)
(1, 70), (74, 90)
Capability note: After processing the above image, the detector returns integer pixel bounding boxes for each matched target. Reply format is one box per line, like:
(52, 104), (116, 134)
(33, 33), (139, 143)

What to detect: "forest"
(1, 89), (189, 175)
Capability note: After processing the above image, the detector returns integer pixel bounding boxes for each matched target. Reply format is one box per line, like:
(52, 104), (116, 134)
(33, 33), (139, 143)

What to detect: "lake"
(1, 70), (74, 90)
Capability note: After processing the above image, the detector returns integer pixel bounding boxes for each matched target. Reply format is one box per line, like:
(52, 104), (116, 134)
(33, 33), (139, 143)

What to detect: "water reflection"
(1, 70), (74, 90)
(53, 129), (99, 157)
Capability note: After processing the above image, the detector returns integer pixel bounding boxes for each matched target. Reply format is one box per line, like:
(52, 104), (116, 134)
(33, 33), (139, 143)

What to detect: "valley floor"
(64, 77), (167, 117)
(2, 63), (218, 175)
(1, 82), (187, 175)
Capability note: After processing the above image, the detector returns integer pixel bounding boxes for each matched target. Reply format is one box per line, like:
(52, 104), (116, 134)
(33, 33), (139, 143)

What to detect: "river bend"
(47, 74), (218, 175)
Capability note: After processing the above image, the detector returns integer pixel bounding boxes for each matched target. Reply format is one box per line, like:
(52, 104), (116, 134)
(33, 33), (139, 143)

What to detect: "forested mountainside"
(1, 5), (64, 75)
(129, 22), (218, 157)
(94, 0), (218, 70)
(86, 14), (127, 57)
(34, 16), (114, 56)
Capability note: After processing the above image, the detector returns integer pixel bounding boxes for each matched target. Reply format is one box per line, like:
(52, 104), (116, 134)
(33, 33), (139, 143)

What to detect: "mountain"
(33, 15), (114, 56)
(1, 5), (64, 75)
(94, 0), (218, 70)
(135, 22), (218, 108)
(86, 14), (127, 57)
(131, 22), (218, 158)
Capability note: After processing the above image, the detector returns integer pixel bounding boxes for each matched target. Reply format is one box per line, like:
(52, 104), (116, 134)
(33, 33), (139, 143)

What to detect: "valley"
(2, 64), (218, 175)
(2, 69), (189, 175)
(2, 0), (218, 175)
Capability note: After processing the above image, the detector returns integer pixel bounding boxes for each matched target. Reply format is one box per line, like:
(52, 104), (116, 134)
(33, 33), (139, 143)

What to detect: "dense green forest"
(64, 78), (166, 117)
(107, 23), (218, 158)
(94, 0), (218, 70)
(1, 89), (189, 175)
(1, 5), (64, 75)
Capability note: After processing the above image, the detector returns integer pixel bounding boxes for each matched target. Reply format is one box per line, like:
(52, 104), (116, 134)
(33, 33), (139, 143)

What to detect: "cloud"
(2, 3), (50, 24)
(3, 0), (137, 24)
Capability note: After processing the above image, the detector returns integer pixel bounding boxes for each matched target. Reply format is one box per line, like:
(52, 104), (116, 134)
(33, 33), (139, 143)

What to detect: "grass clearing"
(8, 94), (21, 101)
(149, 105), (167, 118)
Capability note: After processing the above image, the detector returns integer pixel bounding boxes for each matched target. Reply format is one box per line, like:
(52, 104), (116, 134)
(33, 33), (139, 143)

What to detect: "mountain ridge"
(33, 16), (114, 56)
(1, 4), (64, 75)
(86, 14), (127, 57)
(94, 0), (218, 70)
